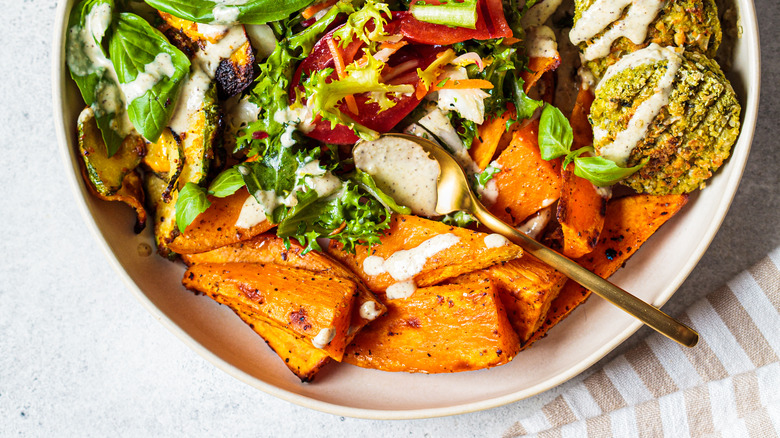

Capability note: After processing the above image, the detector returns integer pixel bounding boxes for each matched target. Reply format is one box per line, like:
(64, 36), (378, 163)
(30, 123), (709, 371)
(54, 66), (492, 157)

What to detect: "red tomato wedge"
(292, 26), (444, 144)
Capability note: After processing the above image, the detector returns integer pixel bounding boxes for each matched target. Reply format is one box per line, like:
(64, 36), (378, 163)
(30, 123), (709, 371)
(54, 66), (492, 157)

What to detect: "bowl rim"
(51, 0), (761, 420)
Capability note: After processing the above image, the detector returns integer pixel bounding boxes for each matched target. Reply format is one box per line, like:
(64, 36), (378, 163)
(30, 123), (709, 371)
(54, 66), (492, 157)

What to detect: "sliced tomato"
(294, 29), (443, 144)
(389, 0), (512, 46)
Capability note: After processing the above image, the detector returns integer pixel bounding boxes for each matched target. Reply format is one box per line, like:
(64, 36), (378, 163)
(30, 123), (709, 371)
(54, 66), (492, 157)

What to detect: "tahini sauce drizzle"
(353, 136), (440, 217)
(594, 43), (682, 165)
(570, 0), (666, 61)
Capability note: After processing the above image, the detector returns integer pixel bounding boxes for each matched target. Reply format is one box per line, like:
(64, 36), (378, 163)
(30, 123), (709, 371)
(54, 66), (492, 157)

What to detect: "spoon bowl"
(381, 133), (700, 348)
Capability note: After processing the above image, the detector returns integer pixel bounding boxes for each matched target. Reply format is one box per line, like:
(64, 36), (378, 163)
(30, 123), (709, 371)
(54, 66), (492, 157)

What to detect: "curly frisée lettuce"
(303, 56), (415, 140)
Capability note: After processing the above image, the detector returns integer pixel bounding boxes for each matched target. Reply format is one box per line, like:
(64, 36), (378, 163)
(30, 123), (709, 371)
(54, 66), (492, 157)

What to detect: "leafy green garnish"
(410, 0), (478, 29)
(66, 0), (126, 156)
(208, 167), (245, 198)
(175, 182), (211, 232)
(352, 170), (411, 215)
(538, 104), (572, 160)
(333, 1), (392, 48)
(303, 55), (414, 140)
(142, 0), (317, 25)
(537, 105), (643, 186)
(475, 164), (501, 187)
(109, 12), (190, 143)
(441, 211), (477, 228)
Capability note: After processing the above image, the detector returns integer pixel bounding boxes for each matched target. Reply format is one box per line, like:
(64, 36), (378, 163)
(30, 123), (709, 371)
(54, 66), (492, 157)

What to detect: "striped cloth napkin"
(504, 247), (780, 437)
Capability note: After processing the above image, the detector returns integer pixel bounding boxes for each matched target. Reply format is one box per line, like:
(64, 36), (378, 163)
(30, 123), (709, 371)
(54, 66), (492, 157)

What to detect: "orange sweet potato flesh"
(521, 56), (562, 93)
(169, 188), (274, 254)
(182, 262), (356, 361)
(182, 234), (386, 339)
(524, 194), (689, 348)
(344, 274), (520, 373)
(326, 215), (523, 297)
(485, 256), (568, 342)
(490, 120), (562, 225)
(469, 105), (516, 171)
(558, 84), (607, 258)
(234, 307), (331, 382)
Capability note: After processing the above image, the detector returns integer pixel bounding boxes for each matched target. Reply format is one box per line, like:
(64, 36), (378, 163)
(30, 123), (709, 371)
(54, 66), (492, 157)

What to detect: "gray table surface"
(1, 1), (778, 436)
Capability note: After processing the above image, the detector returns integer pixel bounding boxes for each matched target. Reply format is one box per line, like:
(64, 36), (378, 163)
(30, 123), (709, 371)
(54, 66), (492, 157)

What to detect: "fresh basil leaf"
(66, 0), (128, 156)
(109, 12), (190, 143)
(573, 155), (643, 187)
(175, 182), (211, 232)
(208, 167), (245, 197)
(538, 104), (573, 160)
(352, 170), (411, 215)
(143, 0), (317, 25)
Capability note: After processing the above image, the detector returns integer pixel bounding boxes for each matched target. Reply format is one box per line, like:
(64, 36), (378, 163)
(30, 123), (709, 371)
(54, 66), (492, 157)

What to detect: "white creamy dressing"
(195, 23), (230, 40)
(210, 0), (249, 24)
(525, 25), (559, 59)
(435, 67), (490, 124)
(273, 105), (315, 148)
(66, 3), (134, 136)
(354, 136), (440, 217)
(570, 0), (666, 61)
(521, 0), (565, 27)
(235, 193), (268, 229)
(294, 159), (343, 198)
(484, 233), (510, 248)
(385, 281), (418, 300)
(516, 206), (554, 239)
(312, 327), (335, 349)
(359, 301), (382, 321)
(225, 95), (261, 134)
(120, 53), (176, 103)
(169, 26), (249, 134)
(595, 43), (682, 165)
(244, 24), (277, 59)
(361, 233), (461, 281)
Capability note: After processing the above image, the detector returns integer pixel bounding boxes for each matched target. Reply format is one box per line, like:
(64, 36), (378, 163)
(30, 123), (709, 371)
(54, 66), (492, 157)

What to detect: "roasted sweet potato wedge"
(234, 307), (330, 382)
(521, 55), (562, 93)
(524, 194), (689, 348)
(490, 120), (563, 225)
(469, 105), (516, 171)
(485, 256), (568, 342)
(327, 215), (522, 297)
(344, 274), (520, 373)
(557, 85), (606, 258)
(183, 262), (356, 361)
(182, 234), (387, 338)
(169, 188), (274, 254)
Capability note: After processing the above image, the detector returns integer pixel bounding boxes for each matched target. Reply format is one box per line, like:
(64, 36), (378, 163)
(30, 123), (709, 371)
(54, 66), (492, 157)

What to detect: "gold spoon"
(382, 133), (699, 348)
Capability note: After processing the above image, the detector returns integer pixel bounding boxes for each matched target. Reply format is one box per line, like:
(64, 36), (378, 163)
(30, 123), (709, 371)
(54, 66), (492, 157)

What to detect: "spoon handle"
(470, 200), (699, 348)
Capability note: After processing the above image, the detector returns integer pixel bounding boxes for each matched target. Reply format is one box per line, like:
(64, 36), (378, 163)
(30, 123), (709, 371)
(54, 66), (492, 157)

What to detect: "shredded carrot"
(302, 0), (337, 20)
(433, 79), (495, 91)
(327, 38), (359, 115)
(503, 37), (521, 45)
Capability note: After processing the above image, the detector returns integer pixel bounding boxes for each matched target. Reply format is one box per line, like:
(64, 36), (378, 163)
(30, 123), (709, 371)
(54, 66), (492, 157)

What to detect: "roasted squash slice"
(327, 215), (523, 297)
(144, 173), (179, 258)
(490, 120), (563, 225)
(168, 188), (274, 254)
(485, 256), (567, 342)
(344, 273), (520, 373)
(234, 307), (331, 382)
(183, 262), (356, 361)
(524, 194), (689, 348)
(182, 234), (387, 337)
(142, 128), (184, 202)
(78, 107), (144, 197)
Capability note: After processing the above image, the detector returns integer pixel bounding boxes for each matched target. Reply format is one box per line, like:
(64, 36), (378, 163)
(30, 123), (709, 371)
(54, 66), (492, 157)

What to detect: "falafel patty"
(590, 44), (740, 194)
(572, 0), (722, 78)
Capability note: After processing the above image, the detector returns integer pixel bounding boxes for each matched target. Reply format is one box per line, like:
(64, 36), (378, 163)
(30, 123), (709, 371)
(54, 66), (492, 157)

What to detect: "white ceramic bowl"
(52, 1), (760, 419)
